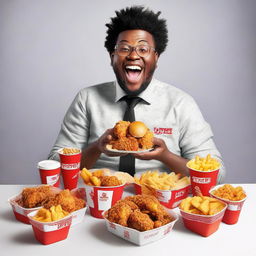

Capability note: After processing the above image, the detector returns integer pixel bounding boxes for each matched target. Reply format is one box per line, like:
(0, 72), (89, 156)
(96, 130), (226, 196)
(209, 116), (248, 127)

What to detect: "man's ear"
(110, 52), (114, 66)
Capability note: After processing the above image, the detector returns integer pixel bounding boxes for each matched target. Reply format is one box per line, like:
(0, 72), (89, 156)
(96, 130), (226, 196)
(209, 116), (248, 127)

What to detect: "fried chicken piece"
(107, 201), (134, 226)
(113, 120), (130, 138)
(138, 129), (154, 149)
(100, 176), (122, 186)
(43, 190), (85, 212)
(128, 209), (154, 231)
(19, 186), (53, 208)
(110, 136), (139, 151)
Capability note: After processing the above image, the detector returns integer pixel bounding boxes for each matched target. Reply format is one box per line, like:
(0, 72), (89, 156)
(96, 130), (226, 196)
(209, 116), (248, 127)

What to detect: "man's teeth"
(125, 65), (142, 71)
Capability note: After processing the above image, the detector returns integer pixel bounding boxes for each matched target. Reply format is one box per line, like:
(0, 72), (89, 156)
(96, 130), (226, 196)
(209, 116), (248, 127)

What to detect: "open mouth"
(124, 65), (143, 83)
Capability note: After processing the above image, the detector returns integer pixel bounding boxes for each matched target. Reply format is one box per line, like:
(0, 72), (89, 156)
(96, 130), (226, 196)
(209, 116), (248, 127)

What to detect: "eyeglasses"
(114, 43), (156, 58)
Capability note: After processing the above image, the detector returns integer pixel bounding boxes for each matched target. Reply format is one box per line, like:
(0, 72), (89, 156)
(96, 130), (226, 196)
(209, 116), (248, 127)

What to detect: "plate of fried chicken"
(106, 120), (154, 153)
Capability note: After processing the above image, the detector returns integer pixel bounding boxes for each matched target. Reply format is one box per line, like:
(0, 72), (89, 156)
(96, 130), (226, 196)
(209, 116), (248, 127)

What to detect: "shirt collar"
(114, 78), (157, 104)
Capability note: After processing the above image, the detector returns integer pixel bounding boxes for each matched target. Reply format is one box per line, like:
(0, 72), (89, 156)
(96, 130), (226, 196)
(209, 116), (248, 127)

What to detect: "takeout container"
(38, 160), (61, 187)
(187, 162), (219, 196)
(134, 172), (190, 209)
(209, 184), (247, 225)
(8, 194), (42, 224)
(84, 183), (125, 218)
(103, 209), (179, 246)
(28, 210), (72, 245)
(8, 186), (87, 226)
(58, 148), (81, 190)
(180, 201), (227, 237)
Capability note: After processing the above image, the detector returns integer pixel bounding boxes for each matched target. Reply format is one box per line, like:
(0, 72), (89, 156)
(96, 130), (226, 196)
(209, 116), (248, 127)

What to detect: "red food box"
(180, 202), (227, 237)
(28, 210), (72, 245)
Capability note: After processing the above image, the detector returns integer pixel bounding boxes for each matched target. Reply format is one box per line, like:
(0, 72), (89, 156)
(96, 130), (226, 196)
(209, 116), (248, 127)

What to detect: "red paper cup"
(84, 184), (125, 219)
(28, 210), (72, 245)
(134, 183), (191, 209)
(58, 148), (81, 190)
(38, 160), (61, 187)
(187, 163), (219, 196)
(180, 202), (227, 237)
(209, 184), (247, 225)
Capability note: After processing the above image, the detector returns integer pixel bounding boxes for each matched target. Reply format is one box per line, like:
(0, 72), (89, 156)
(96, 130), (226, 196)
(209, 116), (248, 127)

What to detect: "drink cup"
(84, 184), (125, 218)
(38, 160), (61, 187)
(187, 163), (219, 196)
(58, 148), (81, 190)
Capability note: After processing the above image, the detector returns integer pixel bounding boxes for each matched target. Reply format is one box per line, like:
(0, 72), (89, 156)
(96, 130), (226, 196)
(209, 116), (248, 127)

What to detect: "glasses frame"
(114, 43), (156, 58)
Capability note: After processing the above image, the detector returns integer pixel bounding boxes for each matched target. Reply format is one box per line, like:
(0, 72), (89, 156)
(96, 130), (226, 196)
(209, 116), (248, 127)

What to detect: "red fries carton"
(58, 148), (81, 190)
(103, 210), (179, 246)
(38, 160), (61, 187)
(209, 184), (247, 225)
(8, 194), (42, 224)
(134, 183), (190, 209)
(180, 203), (227, 237)
(84, 184), (125, 218)
(28, 210), (72, 245)
(188, 165), (219, 196)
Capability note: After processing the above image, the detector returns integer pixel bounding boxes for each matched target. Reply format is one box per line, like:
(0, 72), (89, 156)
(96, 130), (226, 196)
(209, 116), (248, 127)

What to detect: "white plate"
(106, 144), (153, 154)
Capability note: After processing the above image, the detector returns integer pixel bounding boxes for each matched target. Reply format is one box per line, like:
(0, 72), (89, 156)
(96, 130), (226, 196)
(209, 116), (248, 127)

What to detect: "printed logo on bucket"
(175, 191), (185, 199)
(61, 163), (80, 170)
(99, 192), (109, 202)
(192, 177), (211, 184)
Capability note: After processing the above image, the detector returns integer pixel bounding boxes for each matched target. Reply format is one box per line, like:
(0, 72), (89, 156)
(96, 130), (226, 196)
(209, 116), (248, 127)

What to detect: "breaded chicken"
(138, 129), (154, 149)
(107, 201), (134, 226)
(100, 176), (122, 186)
(113, 121), (130, 138)
(110, 136), (139, 151)
(128, 209), (154, 231)
(18, 186), (53, 208)
(43, 190), (85, 212)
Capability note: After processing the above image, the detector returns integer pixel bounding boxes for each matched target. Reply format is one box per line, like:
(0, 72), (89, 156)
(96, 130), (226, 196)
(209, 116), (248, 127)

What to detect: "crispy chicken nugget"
(100, 176), (122, 186)
(138, 129), (154, 149)
(110, 136), (139, 151)
(113, 121), (130, 138)
(128, 209), (154, 231)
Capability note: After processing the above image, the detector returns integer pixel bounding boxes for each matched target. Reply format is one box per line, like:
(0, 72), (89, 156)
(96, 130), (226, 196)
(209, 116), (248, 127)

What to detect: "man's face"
(111, 30), (159, 93)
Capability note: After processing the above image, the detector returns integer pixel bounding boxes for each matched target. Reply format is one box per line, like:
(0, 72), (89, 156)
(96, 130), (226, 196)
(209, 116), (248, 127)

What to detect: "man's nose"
(126, 47), (140, 59)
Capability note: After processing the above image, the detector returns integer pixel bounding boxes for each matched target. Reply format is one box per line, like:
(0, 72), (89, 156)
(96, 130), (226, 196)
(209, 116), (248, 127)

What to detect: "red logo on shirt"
(153, 127), (172, 135)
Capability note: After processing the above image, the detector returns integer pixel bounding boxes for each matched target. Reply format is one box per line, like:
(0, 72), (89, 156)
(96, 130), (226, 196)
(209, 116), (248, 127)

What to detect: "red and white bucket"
(28, 210), (72, 245)
(209, 184), (247, 225)
(58, 148), (81, 190)
(134, 183), (190, 209)
(84, 184), (125, 218)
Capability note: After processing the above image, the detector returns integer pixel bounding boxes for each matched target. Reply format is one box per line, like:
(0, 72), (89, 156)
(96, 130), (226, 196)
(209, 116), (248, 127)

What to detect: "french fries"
(80, 168), (103, 186)
(62, 148), (80, 154)
(212, 184), (246, 201)
(33, 205), (69, 222)
(180, 196), (226, 215)
(135, 170), (190, 190)
(187, 154), (220, 171)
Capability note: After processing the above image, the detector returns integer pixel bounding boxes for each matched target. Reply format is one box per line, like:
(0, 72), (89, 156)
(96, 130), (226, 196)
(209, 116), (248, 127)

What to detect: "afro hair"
(104, 6), (168, 55)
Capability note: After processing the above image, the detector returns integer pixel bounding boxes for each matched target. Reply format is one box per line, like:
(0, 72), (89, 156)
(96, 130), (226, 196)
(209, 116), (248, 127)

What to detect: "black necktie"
(118, 96), (141, 175)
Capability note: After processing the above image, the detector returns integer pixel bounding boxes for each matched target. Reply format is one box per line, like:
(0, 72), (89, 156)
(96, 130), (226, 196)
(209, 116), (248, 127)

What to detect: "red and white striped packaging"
(103, 209), (179, 246)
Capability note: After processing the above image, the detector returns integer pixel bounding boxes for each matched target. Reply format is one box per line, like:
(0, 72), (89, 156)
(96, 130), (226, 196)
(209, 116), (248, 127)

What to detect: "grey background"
(1, 0), (255, 184)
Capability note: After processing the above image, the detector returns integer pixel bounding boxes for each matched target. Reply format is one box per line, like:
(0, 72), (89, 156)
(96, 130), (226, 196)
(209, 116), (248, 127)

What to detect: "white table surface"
(1, 184), (255, 256)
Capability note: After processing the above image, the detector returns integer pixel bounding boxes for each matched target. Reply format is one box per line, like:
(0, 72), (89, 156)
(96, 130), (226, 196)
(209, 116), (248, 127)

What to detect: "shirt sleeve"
(178, 95), (226, 183)
(48, 90), (89, 160)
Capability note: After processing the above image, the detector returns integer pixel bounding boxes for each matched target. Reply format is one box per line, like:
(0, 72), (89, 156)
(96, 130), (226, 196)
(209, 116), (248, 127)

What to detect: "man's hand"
(132, 137), (169, 161)
(97, 128), (127, 157)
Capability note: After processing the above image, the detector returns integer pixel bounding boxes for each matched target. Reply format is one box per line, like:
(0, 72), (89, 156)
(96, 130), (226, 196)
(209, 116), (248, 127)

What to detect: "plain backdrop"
(0, 0), (255, 184)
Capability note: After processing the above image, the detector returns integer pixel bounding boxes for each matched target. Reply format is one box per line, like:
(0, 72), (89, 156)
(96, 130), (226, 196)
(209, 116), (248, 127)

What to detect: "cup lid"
(38, 160), (60, 170)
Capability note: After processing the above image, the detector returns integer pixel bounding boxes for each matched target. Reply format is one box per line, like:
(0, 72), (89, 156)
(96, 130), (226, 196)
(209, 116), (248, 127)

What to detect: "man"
(49, 6), (225, 182)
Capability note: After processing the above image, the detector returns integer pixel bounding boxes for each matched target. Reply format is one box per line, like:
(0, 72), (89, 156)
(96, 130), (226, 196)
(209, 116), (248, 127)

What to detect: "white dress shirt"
(49, 78), (225, 182)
